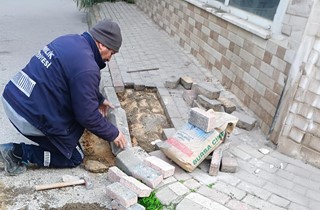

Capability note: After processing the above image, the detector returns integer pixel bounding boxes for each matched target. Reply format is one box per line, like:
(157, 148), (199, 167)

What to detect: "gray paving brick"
(226, 199), (258, 210)
(190, 168), (217, 185)
(143, 156), (175, 178)
(229, 147), (252, 161)
(221, 156), (238, 173)
(243, 194), (286, 210)
(131, 163), (163, 188)
(159, 95), (176, 107)
(120, 176), (152, 197)
(270, 150), (320, 176)
(248, 158), (278, 173)
(237, 159), (260, 174)
(170, 117), (187, 129)
(209, 144), (223, 176)
(192, 83), (221, 100)
(288, 202), (311, 210)
(164, 75), (180, 89)
(306, 189), (320, 202)
(180, 76), (194, 90)
(183, 178), (201, 190)
(213, 181), (246, 200)
(155, 182), (189, 205)
(162, 128), (177, 140)
(102, 86), (121, 107)
(268, 194), (290, 208)
(261, 155), (288, 168)
(148, 150), (174, 165)
(234, 170), (266, 187)
(176, 193), (230, 210)
(276, 169), (295, 180)
(116, 149), (142, 176)
(237, 181), (272, 200)
(196, 95), (223, 111)
(218, 97), (237, 113)
(188, 107), (216, 132)
(285, 163), (312, 179)
(173, 165), (192, 181)
(111, 200), (145, 210)
(216, 172), (241, 186)
(236, 144), (265, 159)
(292, 184), (308, 195)
(116, 148), (163, 188)
(182, 89), (197, 106)
(309, 200), (320, 210)
(232, 111), (256, 131)
(292, 174), (320, 191)
(156, 176), (177, 188)
(106, 182), (137, 208)
(197, 185), (230, 204)
(164, 105), (181, 119)
(157, 87), (171, 97)
(263, 182), (309, 206)
(257, 170), (295, 190)
(107, 166), (128, 183)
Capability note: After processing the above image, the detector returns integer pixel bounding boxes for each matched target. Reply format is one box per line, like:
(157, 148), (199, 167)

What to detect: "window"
(206, 0), (288, 35)
(229, 0), (280, 20)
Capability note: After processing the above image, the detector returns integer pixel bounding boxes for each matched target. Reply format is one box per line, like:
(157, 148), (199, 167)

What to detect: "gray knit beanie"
(89, 19), (122, 52)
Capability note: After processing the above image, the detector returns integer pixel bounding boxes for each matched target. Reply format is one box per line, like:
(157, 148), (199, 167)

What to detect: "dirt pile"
(80, 88), (172, 172)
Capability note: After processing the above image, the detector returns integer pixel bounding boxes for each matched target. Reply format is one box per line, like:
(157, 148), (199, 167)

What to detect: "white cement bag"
(159, 112), (238, 172)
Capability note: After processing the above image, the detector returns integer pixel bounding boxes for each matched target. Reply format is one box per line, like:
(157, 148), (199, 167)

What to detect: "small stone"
(258, 148), (270, 155)
(84, 160), (108, 173)
(280, 163), (284, 169)
(254, 169), (261, 174)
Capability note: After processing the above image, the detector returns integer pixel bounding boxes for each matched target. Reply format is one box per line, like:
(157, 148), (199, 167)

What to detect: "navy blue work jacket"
(2, 32), (119, 159)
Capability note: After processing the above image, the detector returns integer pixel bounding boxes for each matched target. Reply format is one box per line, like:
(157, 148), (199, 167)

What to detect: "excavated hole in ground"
(117, 88), (173, 152)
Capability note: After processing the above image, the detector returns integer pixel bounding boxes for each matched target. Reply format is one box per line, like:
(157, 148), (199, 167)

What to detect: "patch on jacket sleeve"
(11, 71), (36, 97)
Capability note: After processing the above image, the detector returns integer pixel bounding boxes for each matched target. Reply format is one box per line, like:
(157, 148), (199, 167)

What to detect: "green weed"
(138, 191), (163, 210)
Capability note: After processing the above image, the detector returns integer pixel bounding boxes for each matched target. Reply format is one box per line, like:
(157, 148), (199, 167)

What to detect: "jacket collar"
(81, 32), (106, 69)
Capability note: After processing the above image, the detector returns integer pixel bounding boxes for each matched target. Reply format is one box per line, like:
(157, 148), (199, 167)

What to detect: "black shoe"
(0, 143), (26, 176)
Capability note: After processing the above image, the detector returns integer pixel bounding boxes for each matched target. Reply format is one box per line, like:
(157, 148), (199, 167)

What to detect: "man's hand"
(99, 99), (114, 117)
(113, 131), (126, 149)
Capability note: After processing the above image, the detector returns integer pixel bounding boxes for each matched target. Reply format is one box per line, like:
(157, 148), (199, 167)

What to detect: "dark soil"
(117, 88), (172, 152)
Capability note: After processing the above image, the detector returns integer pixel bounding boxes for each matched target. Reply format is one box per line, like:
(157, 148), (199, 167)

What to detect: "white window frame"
(206, 0), (289, 35)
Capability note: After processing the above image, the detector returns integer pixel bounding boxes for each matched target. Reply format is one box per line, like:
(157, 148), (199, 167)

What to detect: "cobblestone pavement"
(91, 2), (320, 210)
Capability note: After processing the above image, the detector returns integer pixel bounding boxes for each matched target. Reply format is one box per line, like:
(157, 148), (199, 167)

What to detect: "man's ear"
(98, 42), (106, 50)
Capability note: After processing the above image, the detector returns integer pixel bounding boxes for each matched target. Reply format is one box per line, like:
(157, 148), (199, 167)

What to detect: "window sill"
(185, 0), (272, 39)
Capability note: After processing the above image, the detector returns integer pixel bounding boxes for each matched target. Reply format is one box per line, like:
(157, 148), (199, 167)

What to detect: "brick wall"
(134, 0), (320, 168)
(277, 0), (320, 168)
(135, 0), (298, 134)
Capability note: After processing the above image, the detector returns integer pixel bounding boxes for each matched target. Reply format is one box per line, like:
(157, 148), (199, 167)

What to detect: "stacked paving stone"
(166, 76), (257, 131)
(188, 107), (239, 176)
(164, 76), (244, 176)
(106, 148), (175, 209)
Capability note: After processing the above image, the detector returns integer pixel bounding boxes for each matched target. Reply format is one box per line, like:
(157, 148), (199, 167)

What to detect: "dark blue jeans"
(19, 135), (84, 168)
